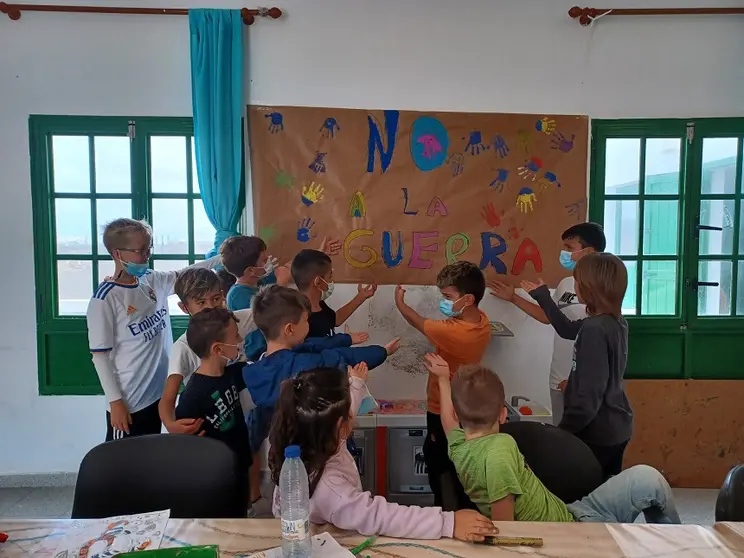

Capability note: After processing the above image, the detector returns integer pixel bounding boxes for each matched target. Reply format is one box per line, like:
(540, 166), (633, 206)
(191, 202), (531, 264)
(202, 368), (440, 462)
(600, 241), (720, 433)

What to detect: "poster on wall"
(248, 105), (588, 286)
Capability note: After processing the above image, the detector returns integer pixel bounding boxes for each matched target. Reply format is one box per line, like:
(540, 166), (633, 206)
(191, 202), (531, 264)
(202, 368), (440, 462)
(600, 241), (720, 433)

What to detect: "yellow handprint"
(301, 181), (324, 206)
(516, 187), (537, 213)
(535, 117), (556, 135)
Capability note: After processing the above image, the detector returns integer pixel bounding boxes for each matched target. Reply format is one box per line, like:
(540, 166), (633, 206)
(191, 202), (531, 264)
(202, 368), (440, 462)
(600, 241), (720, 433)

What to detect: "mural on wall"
(248, 106), (588, 286)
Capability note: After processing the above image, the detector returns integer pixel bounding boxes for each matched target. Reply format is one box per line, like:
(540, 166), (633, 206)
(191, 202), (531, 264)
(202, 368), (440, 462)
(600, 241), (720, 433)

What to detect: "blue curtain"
(189, 9), (244, 258)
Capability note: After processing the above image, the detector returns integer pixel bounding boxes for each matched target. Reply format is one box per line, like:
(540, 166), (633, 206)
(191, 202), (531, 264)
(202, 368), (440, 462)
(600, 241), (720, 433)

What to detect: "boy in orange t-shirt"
(394, 261), (491, 510)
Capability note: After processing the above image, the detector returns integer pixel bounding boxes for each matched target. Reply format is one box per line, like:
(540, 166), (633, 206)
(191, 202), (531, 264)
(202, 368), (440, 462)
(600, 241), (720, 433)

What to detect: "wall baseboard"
(0, 473), (77, 488)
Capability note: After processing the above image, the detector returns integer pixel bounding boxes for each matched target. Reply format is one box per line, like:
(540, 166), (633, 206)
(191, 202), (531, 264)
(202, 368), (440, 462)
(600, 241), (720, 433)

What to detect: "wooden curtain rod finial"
(241, 6), (282, 25)
(568, 6), (599, 26)
(0, 2), (22, 20)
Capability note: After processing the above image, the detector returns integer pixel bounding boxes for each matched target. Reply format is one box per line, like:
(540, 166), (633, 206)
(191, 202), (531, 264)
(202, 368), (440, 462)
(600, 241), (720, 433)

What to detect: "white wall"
(1, 0), (743, 475)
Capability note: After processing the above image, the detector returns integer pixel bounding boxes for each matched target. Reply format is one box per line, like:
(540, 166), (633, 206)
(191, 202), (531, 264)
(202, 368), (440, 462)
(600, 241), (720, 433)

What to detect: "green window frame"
(30, 115), (213, 395)
(591, 118), (744, 380)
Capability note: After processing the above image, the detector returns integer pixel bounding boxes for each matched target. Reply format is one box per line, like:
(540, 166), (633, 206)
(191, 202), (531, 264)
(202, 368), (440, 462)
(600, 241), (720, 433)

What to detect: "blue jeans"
(567, 465), (681, 524)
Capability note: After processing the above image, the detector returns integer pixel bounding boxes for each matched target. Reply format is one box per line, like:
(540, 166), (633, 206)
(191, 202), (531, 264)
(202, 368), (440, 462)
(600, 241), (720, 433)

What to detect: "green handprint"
(274, 169), (294, 190)
(259, 224), (276, 242)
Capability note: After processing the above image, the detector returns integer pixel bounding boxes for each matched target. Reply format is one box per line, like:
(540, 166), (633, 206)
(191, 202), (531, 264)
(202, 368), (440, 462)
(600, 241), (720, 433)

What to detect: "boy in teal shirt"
(424, 354), (680, 524)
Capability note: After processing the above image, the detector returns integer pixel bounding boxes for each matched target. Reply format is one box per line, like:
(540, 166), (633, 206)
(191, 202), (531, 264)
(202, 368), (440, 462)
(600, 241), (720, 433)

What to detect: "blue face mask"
(123, 260), (149, 278)
(559, 250), (577, 271)
(439, 296), (466, 318)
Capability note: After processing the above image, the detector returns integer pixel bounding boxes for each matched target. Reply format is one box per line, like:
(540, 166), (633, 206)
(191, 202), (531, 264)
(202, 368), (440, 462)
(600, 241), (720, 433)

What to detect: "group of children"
(86, 217), (680, 542)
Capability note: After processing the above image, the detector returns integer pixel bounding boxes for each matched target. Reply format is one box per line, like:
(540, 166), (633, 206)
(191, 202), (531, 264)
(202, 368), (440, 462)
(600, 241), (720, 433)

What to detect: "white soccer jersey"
(86, 270), (177, 413)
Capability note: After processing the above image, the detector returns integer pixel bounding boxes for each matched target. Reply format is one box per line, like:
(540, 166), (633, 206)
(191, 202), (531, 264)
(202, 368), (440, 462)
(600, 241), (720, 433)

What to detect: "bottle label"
(281, 518), (310, 541)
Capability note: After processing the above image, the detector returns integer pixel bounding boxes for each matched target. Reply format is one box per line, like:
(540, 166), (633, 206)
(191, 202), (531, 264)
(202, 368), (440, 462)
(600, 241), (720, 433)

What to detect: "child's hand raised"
(424, 353), (450, 379)
(384, 337), (401, 355)
(488, 280), (515, 302)
(394, 285), (406, 305)
(357, 283), (377, 300)
(520, 279), (545, 293)
(319, 236), (342, 256)
(348, 361), (369, 382)
(343, 325), (369, 345)
(453, 509), (499, 542)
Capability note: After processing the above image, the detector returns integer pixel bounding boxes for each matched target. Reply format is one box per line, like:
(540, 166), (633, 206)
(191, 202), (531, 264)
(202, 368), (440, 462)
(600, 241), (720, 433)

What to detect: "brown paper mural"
(248, 106), (588, 286)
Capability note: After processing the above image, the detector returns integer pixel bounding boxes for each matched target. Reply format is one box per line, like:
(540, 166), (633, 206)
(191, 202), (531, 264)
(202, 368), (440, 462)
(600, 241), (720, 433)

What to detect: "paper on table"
(52, 509), (170, 558)
(248, 532), (353, 557)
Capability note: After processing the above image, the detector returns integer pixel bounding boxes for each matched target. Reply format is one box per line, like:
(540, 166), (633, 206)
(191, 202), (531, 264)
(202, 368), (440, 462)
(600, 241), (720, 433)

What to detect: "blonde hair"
(573, 253), (627, 319)
(101, 218), (152, 254)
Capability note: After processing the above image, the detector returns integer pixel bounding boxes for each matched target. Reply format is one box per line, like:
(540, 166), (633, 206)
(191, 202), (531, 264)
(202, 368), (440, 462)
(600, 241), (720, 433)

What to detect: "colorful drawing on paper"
(349, 190), (366, 218)
(249, 106), (588, 286)
(53, 510), (169, 558)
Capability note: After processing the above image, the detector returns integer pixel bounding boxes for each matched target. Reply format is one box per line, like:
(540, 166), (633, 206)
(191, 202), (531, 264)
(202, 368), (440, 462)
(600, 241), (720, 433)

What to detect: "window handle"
(685, 278), (720, 290)
(693, 214), (723, 239)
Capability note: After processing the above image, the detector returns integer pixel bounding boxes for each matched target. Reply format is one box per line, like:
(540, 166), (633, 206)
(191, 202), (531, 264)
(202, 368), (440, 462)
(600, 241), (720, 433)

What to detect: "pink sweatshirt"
(273, 376), (455, 539)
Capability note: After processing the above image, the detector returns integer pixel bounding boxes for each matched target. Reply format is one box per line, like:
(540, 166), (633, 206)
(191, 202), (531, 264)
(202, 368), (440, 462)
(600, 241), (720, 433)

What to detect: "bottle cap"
(285, 445), (301, 458)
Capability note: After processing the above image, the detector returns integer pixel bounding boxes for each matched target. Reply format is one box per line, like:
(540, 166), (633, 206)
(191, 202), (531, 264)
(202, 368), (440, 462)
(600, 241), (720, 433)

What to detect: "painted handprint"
(308, 151), (327, 174)
(480, 202), (501, 228)
(489, 168), (509, 192)
(320, 117), (340, 138)
(535, 117), (556, 135)
(265, 111), (284, 133)
(297, 218), (315, 243)
(518, 157), (543, 181)
(417, 134), (444, 159)
(537, 171), (562, 190)
(259, 224), (276, 242)
(448, 153), (464, 177)
(274, 169), (294, 189)
(463, 131), (488, 156)
(516, 187), (537, 213)
(517, 129), (530, 154)
(565, 199), (587, 221)
(551, 132), (575, 153)
(301, 182), (324, 206)
(491, 135), (509, 159)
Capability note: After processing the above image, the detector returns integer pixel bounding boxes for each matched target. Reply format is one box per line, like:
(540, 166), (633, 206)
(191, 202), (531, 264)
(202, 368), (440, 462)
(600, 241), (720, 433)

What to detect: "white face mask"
(319, 278), (335, 301)
(255, 256), (276, 278)
(219, 342), (245, 365)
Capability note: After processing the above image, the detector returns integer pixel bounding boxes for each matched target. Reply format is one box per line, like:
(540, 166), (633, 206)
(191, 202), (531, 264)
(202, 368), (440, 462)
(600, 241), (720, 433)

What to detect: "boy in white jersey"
(159, 267), (260, 435)
(86, 218), (220, 441)
(488, 223), (606, 424)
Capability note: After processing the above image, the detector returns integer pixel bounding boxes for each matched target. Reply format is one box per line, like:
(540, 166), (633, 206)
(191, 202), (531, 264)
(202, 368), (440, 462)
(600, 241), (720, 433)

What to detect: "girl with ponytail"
(268, 363), (497, 541)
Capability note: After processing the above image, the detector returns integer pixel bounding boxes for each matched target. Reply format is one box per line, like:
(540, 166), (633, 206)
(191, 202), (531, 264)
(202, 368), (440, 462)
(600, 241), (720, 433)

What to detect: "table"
(3, 518), (744, 557)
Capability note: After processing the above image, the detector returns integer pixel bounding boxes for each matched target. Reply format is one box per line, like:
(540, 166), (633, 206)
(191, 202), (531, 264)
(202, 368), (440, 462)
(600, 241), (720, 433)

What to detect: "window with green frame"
(30, 116), (216, 394)
(590, 118), (744, 379)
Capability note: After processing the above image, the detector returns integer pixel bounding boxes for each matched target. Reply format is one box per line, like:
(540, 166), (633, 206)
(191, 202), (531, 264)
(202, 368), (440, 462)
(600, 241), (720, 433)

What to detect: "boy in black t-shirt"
(290, 249), (376, 338)
(176, 307), (252, 511)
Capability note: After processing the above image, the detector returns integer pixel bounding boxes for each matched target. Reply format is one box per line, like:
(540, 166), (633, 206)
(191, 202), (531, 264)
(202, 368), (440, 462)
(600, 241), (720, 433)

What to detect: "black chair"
(72, 434), (247, 519)
(715, 464), (744, 521)
(501, 421), (604, 504)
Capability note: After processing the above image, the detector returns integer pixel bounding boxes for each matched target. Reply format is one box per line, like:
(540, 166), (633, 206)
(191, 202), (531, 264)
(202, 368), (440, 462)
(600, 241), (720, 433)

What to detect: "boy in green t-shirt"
(424, 354), (681, 524)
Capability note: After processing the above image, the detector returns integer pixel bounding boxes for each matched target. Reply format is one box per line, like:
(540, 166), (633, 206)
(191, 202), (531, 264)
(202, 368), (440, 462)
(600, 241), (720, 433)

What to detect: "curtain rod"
(0, 2), (282, 24)
(569, 6), (744, 25)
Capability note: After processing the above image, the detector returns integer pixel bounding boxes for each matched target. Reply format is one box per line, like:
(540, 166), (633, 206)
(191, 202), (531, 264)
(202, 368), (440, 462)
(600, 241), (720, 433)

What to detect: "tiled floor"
(0, 486), (719, 524)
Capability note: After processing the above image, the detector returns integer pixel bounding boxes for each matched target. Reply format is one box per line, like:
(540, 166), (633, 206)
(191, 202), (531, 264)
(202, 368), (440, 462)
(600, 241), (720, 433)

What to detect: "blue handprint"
(265, 111), (284, 133)
(537, 171), (562, 190)
(463, 131), (488, 156)
(489, 168), (509, 192)
(308, 152), (327, 174)
(492, 135), (509, 159)
(297, 218), (315, 243)
(320, 117), (340, 138)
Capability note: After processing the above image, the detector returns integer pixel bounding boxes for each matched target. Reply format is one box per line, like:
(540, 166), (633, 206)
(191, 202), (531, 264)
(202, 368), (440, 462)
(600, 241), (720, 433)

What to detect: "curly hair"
(268, 367), (351, 496)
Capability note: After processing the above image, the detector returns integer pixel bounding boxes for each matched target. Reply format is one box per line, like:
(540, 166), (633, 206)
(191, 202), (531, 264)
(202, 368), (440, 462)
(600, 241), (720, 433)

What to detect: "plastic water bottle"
(280, 445), (312, 557)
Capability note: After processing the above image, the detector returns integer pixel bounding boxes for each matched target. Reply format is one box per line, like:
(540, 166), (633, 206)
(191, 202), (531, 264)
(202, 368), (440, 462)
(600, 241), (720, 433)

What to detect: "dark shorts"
(105, 399), (162, 442)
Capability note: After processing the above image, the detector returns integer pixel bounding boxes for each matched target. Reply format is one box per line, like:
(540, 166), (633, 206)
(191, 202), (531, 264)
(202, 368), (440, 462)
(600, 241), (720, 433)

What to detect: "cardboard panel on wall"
(248, 106), (588, 286)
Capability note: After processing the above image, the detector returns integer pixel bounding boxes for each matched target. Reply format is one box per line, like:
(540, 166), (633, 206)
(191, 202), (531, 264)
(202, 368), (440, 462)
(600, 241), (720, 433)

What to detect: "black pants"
(585, 439), (629, 481)
(105, 399), (162, 442)
(423, 412), (477, 512)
